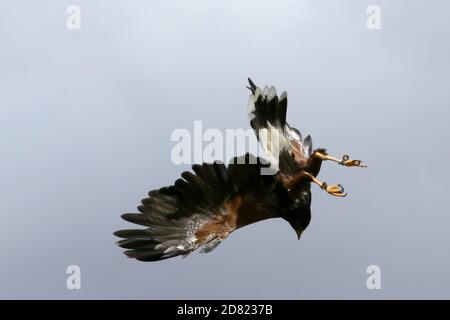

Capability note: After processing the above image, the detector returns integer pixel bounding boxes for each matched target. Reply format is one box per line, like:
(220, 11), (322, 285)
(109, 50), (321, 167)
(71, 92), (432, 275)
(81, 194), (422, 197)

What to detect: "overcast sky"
(1, 0), (450, 299)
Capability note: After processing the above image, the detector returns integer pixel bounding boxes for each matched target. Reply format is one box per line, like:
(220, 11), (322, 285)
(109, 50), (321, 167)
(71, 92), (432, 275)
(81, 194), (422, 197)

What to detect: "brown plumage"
(114, 78), (366, 261)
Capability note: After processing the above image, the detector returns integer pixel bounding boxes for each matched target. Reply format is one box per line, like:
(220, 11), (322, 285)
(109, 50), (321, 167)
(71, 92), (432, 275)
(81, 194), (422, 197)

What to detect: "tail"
(246, 78), (293, 170)
(246, 78), (313, 175)
(247, 77), (288, 133)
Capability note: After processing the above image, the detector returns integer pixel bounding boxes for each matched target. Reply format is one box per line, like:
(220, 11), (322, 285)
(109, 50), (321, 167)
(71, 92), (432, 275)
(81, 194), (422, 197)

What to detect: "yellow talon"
(341, 155), (367, 168)
(322, 183), (348, 197)
(304, 172), (348, 198)
(315, 152), (367, 168)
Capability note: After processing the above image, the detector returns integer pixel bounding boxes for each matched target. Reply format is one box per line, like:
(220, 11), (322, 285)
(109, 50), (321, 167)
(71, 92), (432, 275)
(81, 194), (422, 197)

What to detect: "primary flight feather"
(114, 78), (366, 261)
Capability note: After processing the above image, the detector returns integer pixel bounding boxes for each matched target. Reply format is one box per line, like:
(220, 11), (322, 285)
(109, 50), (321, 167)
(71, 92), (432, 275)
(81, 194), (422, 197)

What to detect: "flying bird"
(114, 78), (366, 261)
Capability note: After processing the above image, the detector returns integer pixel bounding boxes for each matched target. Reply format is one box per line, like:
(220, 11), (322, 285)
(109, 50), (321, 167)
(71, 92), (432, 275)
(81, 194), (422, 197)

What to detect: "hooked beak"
(295, 227), (305, 240)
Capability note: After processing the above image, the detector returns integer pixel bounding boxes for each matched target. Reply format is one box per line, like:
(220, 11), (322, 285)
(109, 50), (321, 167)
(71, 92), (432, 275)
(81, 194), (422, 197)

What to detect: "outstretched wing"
(247, 78), (313, 175)
(114, 154), (278, 261)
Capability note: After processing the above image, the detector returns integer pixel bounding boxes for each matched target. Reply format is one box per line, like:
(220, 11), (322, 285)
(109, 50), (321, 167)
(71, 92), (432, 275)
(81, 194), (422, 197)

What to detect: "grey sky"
(1, 0), (450, 299)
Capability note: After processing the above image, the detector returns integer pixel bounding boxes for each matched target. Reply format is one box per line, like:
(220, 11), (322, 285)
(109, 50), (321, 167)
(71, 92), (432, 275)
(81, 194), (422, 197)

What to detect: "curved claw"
(341, 155), (367, 168)
(325, 184), (347, 197)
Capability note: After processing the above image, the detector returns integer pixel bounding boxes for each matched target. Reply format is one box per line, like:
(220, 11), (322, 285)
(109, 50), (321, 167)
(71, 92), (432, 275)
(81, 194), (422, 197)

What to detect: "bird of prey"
(114, 78), (366, 261)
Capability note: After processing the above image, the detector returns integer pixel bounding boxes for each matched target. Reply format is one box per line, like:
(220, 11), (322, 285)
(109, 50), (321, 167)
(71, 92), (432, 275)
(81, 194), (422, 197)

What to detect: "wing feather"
(114, 154), (276, 261)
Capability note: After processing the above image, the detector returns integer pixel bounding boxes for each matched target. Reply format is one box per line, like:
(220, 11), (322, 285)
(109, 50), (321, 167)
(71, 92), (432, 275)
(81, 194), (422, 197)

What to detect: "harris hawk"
(114, 78), (366, 261)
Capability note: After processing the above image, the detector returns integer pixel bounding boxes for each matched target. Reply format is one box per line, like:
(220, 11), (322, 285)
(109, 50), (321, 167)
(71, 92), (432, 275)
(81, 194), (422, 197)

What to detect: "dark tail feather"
(246, 77), (257, 94)
(247, 78), (288, 131)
